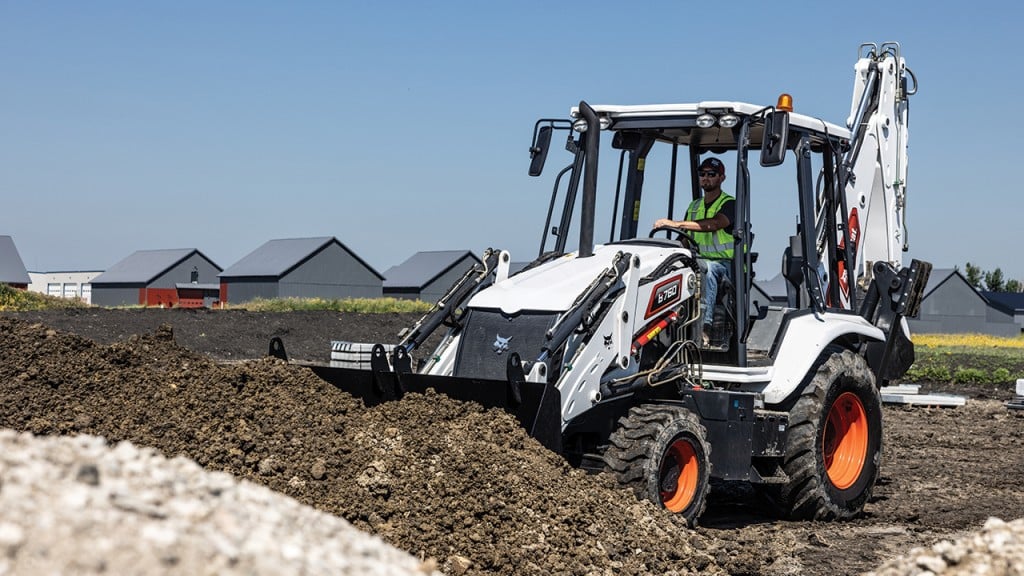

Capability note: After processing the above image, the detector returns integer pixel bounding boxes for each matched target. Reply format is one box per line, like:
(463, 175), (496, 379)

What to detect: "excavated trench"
(2, 309), (1023, 575)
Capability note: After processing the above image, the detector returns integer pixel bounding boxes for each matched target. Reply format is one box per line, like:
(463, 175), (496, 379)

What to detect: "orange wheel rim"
(823, 391), (868, 489)
(660, 439), (700, 512)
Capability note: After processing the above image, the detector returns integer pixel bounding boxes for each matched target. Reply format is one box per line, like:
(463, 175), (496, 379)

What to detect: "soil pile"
(0, 317), (733, 575)
(3, 309), (1024, 575)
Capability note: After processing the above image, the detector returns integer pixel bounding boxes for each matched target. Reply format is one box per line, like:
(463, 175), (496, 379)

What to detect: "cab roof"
(570, 101), (850, 151)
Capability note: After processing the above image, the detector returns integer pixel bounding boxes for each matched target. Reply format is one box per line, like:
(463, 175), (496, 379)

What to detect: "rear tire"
(604, 404), (711, 526)
(771, 347), (881, 519)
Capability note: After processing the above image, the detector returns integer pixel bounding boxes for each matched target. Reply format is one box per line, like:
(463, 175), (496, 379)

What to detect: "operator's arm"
(654, 213), (730, 232)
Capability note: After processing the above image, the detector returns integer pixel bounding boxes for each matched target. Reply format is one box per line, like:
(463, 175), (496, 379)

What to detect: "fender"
(760, 311), (883, 406)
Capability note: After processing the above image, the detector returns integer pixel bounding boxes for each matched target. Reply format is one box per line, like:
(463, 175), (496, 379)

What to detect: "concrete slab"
(880, 391), (967, 407)
(879, 383), (966, 408)
(880, 383), (921, 395)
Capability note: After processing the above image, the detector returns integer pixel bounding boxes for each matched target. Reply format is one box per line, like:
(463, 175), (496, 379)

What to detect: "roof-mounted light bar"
(696, 112), (740, 128)
(572, 115), (612, 133)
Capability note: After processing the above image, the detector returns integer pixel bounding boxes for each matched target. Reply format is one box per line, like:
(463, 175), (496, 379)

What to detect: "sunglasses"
(698, 170), (720, 178)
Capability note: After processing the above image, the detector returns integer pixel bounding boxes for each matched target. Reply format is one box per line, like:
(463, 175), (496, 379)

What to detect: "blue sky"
(2, 2), (1021, 284)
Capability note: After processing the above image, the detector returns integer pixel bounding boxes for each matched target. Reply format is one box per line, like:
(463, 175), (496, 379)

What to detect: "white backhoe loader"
(274, 42), (930, 526)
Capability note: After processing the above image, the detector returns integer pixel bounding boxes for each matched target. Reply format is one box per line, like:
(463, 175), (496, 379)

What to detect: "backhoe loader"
(275, 42), (930, 526)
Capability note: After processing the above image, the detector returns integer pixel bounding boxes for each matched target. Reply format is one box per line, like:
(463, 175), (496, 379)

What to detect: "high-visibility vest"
(685, 193), (735, 259)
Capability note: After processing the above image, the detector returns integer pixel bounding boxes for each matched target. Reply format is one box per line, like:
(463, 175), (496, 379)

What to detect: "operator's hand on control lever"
(653, 218), (678, 230)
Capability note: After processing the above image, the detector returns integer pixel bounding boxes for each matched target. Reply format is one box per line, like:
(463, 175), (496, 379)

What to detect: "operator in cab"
(652, 156), (735, 345)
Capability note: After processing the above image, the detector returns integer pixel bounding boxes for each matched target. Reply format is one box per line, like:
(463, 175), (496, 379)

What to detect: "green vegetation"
(963, 261), (1022, 292)
(0, 288), (433, 314)
(0, 284), (90, 311)
(230, 296), (433, 314)
(906, 333), (1024, 387)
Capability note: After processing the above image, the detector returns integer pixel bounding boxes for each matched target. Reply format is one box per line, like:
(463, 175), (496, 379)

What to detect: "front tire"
(772, 347), (881, 519)
(604, 405), (711, 526)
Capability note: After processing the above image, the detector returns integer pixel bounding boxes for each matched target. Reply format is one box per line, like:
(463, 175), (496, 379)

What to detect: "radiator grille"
(453, 309), (559, 380)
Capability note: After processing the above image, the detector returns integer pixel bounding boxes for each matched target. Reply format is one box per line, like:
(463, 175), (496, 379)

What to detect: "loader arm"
(397, 247), (501, 355)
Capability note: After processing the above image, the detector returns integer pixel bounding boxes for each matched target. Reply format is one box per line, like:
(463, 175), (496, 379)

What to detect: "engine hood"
(467, 243), (686, 315)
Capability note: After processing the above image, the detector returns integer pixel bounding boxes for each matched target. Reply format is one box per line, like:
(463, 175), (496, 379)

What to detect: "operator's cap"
(699, 157), (725, 175)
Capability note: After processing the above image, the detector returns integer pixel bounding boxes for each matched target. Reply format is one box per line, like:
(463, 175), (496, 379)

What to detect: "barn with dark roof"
(218, 237), (383, 304)
(0, 236), (31, 289)
(981, 290), (1024, 334)
(383, 250), (482, 303)
(90, 248), (222, 307)
(907, 268), (1018, 336)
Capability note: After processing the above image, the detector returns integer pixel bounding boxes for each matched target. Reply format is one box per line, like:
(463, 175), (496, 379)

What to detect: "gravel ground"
(0, 430), (441, 576)
(866, 518), (1024, 575)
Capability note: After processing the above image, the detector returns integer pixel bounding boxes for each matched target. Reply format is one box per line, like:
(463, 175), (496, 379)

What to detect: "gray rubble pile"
(0, 429), (442, 576)
(867, 517), (1024, 575)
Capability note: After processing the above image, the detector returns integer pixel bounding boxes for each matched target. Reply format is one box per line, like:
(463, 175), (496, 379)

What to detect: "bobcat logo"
(493, 334), (513, 355)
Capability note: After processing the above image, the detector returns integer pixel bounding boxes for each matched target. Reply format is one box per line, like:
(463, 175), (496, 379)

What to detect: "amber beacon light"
(776, 93), (794, 112)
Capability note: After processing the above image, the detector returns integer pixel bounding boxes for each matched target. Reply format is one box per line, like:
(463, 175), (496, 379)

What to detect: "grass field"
(905, 332), (1024, 388)
(0, 285), (432, 314)
(0, 284), (89, 311)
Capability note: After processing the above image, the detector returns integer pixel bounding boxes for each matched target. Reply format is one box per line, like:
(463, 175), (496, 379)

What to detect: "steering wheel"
(649, 226), (700, 253)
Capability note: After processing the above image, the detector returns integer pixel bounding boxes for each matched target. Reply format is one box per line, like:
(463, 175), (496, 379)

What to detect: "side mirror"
(760, 110), (789, 167)
(529, 125), (553, 176)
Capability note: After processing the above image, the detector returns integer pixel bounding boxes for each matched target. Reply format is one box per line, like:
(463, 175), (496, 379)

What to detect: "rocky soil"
(2, 309), (1023, 575)
(0, 430), (440, 576)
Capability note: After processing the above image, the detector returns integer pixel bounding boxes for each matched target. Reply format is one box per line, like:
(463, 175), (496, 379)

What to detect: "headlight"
(718, 114), (740, 128)
(696, 114), (716, 128)
(571, 115), (612, 132)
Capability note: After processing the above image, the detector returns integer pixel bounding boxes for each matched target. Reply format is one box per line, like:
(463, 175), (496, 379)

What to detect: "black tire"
(603, 404), (711, 526)
(770, 347), (881, 520)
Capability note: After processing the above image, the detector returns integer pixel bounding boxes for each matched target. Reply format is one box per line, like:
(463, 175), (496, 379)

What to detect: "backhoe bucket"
(305, 363), (564, 454)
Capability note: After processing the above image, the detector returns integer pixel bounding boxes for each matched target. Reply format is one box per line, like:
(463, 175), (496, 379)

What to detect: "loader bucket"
(305, 363), (564, 454)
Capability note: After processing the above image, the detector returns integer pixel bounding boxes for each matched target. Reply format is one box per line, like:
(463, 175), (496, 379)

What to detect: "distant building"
(383, 250), (482, 303)
(28, 270), (103, 304)
(735, 267), (1022, 337)
(218, 237), (383, 304)
(91, 249), (222, 307)
(981, 291), (1024, 334)
(0, 235), (31, 289)
(752, 272), (788, 309)
(907, 268), (1018, 336)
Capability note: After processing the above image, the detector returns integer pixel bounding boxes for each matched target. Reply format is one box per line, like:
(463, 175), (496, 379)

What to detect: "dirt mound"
(4, 309), (1024, 576)
(0, 317), (734, 575)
